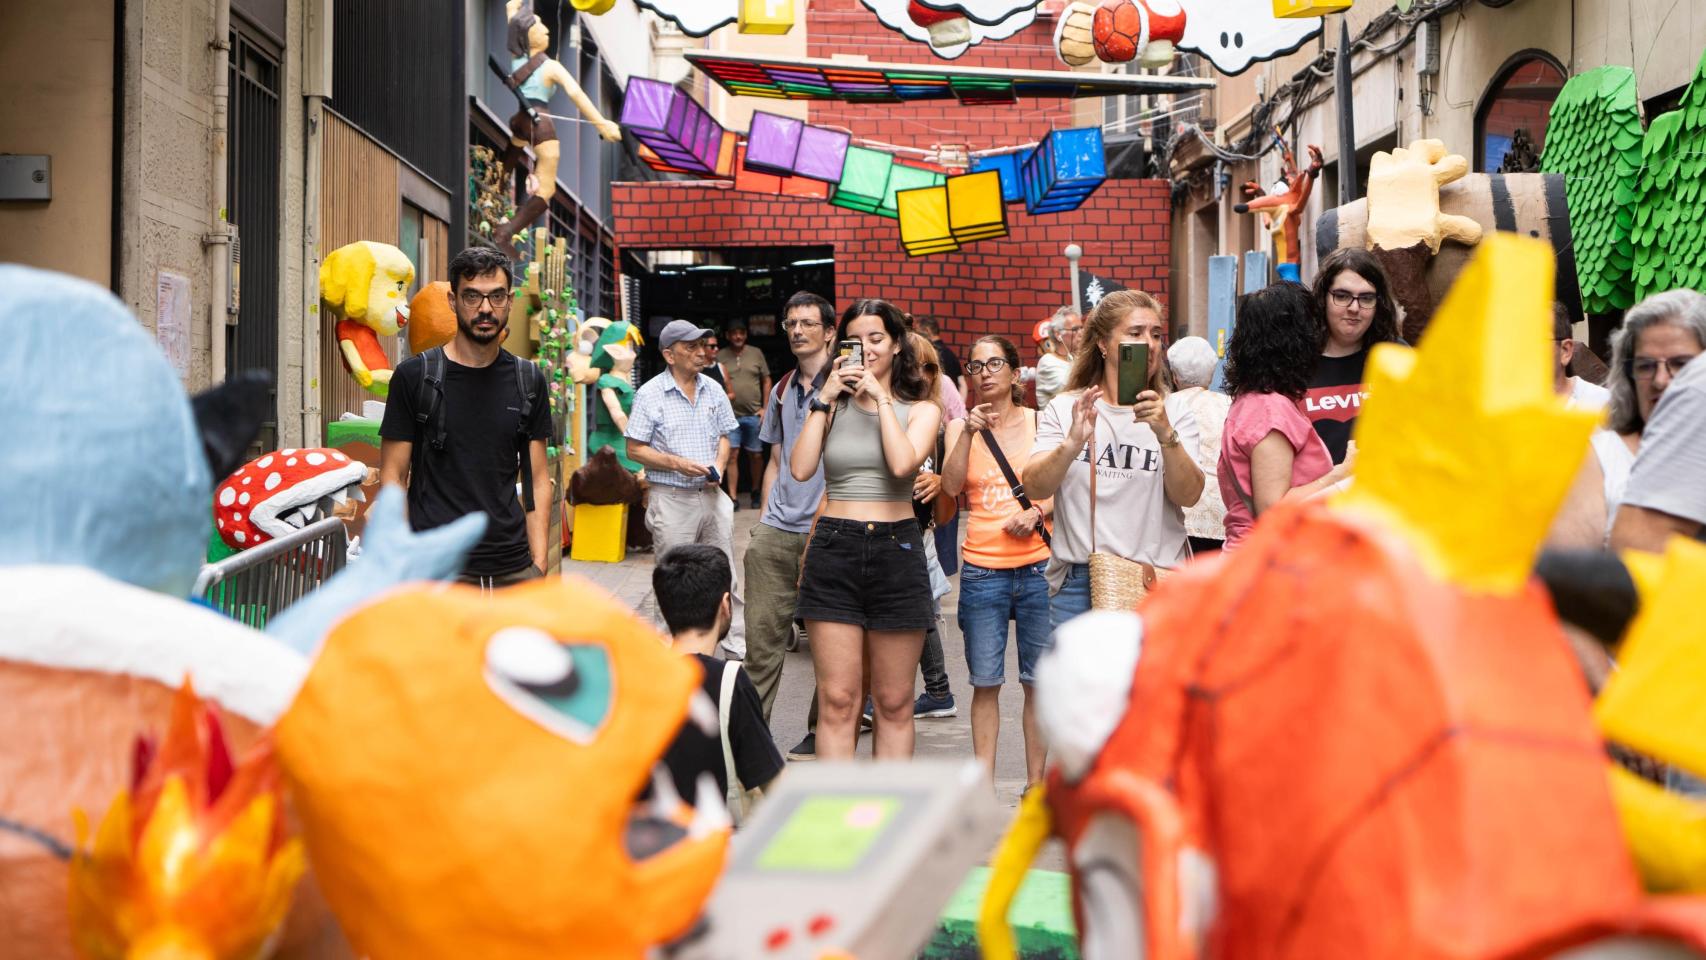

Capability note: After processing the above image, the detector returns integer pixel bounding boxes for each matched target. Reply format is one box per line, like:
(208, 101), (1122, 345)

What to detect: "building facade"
(1167, 0), (1706, 337)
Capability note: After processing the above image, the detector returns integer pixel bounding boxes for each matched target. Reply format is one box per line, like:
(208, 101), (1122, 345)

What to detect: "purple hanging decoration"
(620, 77), (724, 175)
(792, 125), (852, 183)
(745, 111), (805, 175)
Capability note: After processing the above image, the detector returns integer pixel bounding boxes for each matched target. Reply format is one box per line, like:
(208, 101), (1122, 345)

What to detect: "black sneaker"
(787, 733), (816, 761)
(914, 691), (957, 719)
(860, 696), (874, 731)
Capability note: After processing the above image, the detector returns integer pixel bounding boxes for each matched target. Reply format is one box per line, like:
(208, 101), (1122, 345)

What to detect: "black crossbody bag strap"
(978, 414), (1051, 547)
(515, 357), (541, 513)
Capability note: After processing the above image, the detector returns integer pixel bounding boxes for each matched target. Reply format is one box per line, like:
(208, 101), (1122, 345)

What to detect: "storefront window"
(1475, 53), (1566, 172)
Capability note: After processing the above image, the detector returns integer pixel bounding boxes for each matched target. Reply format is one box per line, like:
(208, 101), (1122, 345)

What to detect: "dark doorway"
(226, 20), (281, 448)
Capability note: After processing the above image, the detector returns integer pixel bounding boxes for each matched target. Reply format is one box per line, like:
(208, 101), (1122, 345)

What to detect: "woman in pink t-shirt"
(1219, 282), (1356, 548)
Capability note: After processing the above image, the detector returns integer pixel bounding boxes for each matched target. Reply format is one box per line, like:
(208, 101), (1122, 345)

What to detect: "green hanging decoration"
(1633, 47), (1706, 299)
(1540, 66), (1643, 313)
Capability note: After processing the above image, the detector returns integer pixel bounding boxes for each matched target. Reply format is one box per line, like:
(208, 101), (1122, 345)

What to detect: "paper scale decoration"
(684, 49), (1215, 104)
(1021, 127), (1107, 214)
(1539, 67), (1644, 314)
(732, 144), (832, 200)
(829, 146), (896, 214)
(639, 130), (739, 179)
(1632, 48), (1706, 299)
(880, 161), (949, 220)
(620, 77), (727, 175)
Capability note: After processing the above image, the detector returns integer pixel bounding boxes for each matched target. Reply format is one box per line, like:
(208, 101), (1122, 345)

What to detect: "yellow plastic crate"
(569, 502), (627, 564)
(1274, 0), (1352, 16)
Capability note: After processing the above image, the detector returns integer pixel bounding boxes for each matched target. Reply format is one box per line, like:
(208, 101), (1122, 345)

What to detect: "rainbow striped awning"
(684, 50), (1215, 104)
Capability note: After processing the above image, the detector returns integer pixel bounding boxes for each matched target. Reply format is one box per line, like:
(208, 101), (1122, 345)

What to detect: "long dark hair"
(971, 335), (1025, 406)
(1311, 248), (1401, 351)
(1224, 282), (1319, 400)
(837, 299), (931, 404)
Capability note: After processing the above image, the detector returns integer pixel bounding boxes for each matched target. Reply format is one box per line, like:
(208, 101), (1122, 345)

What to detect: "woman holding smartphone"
(941, 335), (1053, 787)
(1024, 290), (1204, 627)
(790, 299), (944, 760)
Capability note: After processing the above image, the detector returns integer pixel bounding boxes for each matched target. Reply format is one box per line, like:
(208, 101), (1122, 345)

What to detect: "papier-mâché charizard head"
(275, 576), (730, 959)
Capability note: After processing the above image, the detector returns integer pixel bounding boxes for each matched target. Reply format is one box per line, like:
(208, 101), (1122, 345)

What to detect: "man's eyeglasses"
(1632, 355), (1699, 380)
(965, 358), (1011, 375)
(1328, 290), (1379, 309)
(458, 289), (513, 308)
(781, 318), (824, 332)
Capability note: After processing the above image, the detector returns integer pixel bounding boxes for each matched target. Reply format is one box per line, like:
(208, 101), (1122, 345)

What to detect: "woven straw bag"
(1086, 420), (1173, 610)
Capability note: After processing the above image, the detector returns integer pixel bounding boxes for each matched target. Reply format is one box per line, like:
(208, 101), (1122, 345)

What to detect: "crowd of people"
(386, 244), (1706, 802)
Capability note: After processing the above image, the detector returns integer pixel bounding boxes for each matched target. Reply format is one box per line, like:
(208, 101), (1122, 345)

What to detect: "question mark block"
(740, 0), (794, 34)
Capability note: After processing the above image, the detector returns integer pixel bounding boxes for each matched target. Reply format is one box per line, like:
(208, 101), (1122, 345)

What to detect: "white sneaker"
(719, 637), (746, 661)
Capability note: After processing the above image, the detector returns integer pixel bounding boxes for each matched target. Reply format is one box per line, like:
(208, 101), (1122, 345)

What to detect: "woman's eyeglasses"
(1328, 289), (1379, 309)
(1632, 355), (1699, 380)
(965, 358), (1011, 375)
(457, 289), (513, 308)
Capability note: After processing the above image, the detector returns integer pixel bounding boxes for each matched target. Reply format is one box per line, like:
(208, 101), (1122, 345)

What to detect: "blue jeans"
(959, 560), (1053, 686)
(1049, 563), (1092, 631)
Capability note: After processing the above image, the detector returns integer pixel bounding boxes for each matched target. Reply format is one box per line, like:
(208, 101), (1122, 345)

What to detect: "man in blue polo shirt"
(627, 319), (744, 657)
(744, 292), (834, 722)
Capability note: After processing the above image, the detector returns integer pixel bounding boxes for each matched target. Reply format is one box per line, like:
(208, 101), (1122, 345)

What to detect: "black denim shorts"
(795, 517), (935, 632)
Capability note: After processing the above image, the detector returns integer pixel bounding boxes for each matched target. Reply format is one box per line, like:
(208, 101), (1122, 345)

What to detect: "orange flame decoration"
(67, 681), (305, 960)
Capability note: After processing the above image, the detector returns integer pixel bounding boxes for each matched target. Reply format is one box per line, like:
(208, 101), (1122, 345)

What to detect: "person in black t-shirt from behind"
(1301, 248), (1404, 464)
(912, 314), (964, 397)
(379, 245), (552, 589)
(653, 544), (784, 805)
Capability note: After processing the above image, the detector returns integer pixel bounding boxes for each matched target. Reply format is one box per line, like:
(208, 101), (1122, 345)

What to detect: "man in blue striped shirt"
(627, 320), (745, 657)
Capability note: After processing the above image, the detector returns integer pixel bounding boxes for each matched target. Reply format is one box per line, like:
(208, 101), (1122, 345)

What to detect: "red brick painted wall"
(614, 2), (1171, 365)
(612, 179), (1172, 364)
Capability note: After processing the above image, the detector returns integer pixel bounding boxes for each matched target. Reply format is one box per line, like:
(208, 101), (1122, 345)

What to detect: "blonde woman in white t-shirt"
(1025, 290), (1206, 627)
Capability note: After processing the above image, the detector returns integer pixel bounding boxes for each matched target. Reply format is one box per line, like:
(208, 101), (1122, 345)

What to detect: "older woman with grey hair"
(1168, 336), (1232, 551)
(1034, 306), (1079, 410)
(1549, 289), (1706, 548)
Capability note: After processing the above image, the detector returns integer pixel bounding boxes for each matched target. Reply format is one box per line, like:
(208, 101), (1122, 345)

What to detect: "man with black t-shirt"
(1302, 249), (1403, 464)
(379, 245), (551, 588)
(652, 544), (784, 805)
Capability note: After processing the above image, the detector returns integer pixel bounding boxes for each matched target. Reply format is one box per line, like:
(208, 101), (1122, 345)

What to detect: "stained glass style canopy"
(684, 49), (1215, 104)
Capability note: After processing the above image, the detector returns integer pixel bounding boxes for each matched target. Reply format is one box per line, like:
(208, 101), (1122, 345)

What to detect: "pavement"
(564, 502), (1068, 871)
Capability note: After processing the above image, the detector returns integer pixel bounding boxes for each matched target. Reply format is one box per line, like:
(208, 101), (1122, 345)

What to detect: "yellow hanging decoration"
(739, 0), (795, 34)
(1332, 234), (1600, 594)
(1273, 0), (1353, 16)
(570, 0), (618, 14)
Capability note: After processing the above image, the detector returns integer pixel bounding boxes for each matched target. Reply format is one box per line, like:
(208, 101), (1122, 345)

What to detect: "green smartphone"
(1117, 341), (1149, 406)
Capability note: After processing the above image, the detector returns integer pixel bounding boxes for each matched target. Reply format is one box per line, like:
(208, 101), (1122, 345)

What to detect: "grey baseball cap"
(659, 319), (713, 350)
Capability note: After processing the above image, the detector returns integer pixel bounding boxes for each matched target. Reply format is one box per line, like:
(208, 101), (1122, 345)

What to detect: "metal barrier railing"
(192, 516), (350, 628)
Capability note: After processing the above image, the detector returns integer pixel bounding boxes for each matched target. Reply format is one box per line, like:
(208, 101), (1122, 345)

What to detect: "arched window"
(1475, 52), (1567, 172)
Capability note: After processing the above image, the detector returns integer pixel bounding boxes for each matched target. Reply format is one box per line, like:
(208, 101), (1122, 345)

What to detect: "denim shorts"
(1049, 562), (1092, 631)
(795, 517), (934, 631)
(958, 560), (1052, 686)
(732, 415), (763, 452)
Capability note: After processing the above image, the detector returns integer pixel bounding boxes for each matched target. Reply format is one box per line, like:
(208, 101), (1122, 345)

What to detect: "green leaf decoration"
(1633, 45), (1706, 300)
(1541, 66), (1644, 312)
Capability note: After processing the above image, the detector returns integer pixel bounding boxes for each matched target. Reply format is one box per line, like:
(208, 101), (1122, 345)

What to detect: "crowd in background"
(621, 257), (1706, 797)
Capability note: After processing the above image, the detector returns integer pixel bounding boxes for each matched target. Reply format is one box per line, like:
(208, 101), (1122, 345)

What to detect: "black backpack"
(412, 347), (546, 512)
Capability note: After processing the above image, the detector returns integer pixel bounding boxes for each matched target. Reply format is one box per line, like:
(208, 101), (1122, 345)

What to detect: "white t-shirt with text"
(1032, 391), (1199, 587)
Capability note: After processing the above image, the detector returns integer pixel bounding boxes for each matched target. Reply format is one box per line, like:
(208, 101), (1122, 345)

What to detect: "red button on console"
(766, 927), (792, 951)
(807, 914), (835, 937)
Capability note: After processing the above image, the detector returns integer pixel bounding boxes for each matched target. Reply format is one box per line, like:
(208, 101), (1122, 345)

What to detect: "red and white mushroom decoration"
(213, 448), (369, 550)
(907, 1), (972, 48)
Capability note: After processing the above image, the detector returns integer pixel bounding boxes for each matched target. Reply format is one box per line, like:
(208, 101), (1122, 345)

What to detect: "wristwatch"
(809, 396), (834, 414)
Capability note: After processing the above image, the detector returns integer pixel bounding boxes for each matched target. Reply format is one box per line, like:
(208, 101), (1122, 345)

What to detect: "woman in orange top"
(940, 335), (1054, 787)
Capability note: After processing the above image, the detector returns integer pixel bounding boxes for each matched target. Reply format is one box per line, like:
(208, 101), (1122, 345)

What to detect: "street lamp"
(1064, 243), (1083, 312)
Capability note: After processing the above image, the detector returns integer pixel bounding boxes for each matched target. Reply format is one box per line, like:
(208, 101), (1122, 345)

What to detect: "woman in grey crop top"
(788, 299), (945, 763)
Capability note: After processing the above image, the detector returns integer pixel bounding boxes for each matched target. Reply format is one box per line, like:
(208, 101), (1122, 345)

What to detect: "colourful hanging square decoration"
(897, 185), (959, 257)
(746, 111), (803, 175)
(969, 149), (1031, 204)
(638, 129), (738, 179)
(794, 125), (852, 183)
(879, 162), (948, 220)
(947, 170), (1008, 244)
(1021, 126), (1106, 214)
(829, 146), (895, 214)
(620, 77), (725, 175)
(739, 0), (794, 34)
(732, 144), (830, 199)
